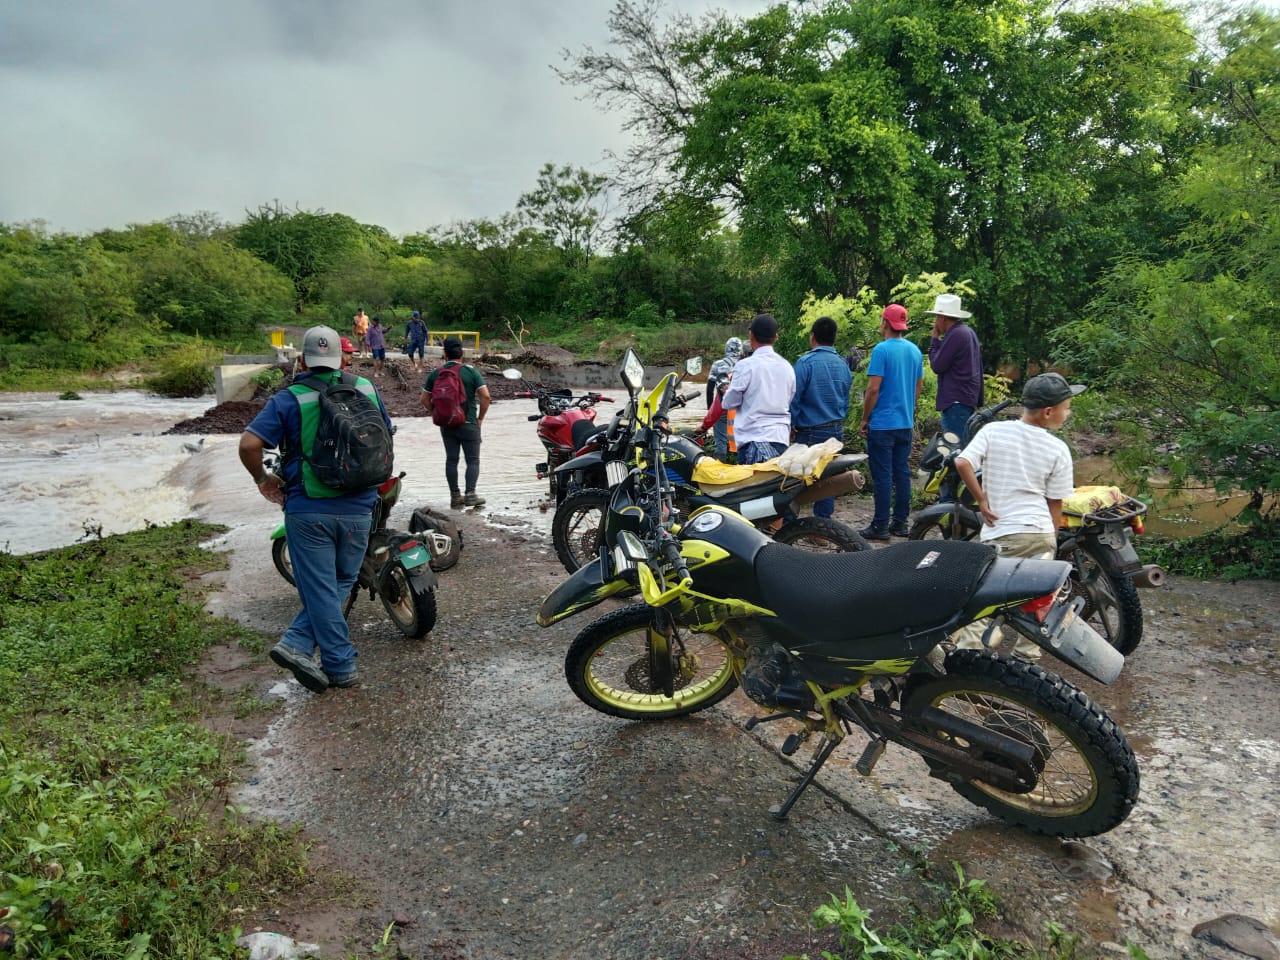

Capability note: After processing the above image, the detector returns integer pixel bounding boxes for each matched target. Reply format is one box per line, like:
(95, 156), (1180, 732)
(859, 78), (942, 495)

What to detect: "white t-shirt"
(721, 345), (796, 446)
(956, 420), (1074, 541)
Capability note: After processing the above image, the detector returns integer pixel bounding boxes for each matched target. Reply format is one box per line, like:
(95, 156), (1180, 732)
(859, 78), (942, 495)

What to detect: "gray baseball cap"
(302, 325), (343, 369)
(1022, 372), (1086, 409)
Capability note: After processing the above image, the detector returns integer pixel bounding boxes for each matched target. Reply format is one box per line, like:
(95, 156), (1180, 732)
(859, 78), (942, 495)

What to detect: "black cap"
(749, 313), (778, 343)
(1022, 372), (1086, 409)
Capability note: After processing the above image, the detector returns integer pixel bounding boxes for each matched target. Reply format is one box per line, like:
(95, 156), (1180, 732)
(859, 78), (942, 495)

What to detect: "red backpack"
(430, 364), (468, 428)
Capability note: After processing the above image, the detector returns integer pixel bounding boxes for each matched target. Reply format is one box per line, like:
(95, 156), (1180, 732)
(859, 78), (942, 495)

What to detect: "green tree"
(517, 163), (610, 268)
(1056, 10), (1280, 521)
(234, 202), (386, 308)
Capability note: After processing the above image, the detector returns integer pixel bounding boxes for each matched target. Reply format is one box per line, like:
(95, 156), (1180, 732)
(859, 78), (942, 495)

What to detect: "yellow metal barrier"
(427, 330), (481, 351)
(269, 328), (286, 348)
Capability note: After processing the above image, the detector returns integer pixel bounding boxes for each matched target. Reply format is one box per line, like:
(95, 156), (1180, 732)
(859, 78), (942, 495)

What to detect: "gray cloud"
(0, 0), (766, 234)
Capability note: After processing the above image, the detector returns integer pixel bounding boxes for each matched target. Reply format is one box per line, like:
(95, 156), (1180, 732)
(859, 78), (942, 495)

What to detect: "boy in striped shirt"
(951, 372), (1086, 659)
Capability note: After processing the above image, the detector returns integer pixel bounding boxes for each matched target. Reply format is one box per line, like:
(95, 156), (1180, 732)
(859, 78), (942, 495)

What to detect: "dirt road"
(203, 497), (1279, 959)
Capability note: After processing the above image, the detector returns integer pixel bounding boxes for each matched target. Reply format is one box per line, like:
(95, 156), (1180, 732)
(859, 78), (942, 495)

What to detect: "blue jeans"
(713, 414), (730, 460)
(866, 428), (913, 529)
(794, 423), (845, 518)
(281, 512), (372, 681)
(406, 339), (425, 359)
(940, 403), (974, 441)
(738, 440), (787, 465)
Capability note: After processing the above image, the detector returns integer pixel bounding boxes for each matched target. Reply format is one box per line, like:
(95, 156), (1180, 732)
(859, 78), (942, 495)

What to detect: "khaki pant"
(952, 532), (1057, 662)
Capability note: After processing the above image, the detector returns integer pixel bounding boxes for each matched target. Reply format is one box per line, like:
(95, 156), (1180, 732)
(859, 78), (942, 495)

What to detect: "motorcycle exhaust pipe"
(791, 470), (864, 508)
(1132, 563), (1165, 588)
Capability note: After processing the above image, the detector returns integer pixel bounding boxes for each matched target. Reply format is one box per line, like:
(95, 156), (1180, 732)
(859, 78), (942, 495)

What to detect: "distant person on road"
(367, 316), (387, 376)
(950, 372), (1085, 660)
(422, 336), (491, 509)
(405, 311), (429, 373)
(722, 314), (795, 466)
(705, 336), (743, 460)
(790, 316), (852, 518)
(238, 325), (393, 693)
(353, 308), (370, 357)
(926, 294), (984, 440)
(859, 304), (923, 541)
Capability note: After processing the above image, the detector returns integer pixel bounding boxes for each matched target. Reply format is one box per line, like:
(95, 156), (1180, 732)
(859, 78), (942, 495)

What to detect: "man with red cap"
(859, 304), (923, 540)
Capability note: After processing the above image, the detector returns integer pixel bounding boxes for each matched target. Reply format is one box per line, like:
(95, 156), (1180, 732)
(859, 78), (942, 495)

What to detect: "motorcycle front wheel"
(565, 604), (739, 721)
(903, 650), (1139, 837)
(907, 511), (977, 542)
(379, 565), (438, 639)
(1070, 546), (1143, 655)
(271, 538), (295, 586)
(552, 487), (610, 573)
(773, 516), (869, 552)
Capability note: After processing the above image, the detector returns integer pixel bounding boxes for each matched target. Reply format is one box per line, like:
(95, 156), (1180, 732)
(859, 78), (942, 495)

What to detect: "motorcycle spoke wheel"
(903, 651), (1139, 837)
(1071, 551), (1142, 654)
(566, 604), (739, 720)
(928, 690), (1096, 814)
(553, 488), (611, 573)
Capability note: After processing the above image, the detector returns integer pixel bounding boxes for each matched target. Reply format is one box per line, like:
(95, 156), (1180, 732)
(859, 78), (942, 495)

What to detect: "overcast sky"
(0, 0), (767, 236)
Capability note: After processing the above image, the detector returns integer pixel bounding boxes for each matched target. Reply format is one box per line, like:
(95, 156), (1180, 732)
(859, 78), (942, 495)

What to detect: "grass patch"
(0, 521), (311, 958)
(786, 866), (1149, 959)
(1140, 521), (1280, 580)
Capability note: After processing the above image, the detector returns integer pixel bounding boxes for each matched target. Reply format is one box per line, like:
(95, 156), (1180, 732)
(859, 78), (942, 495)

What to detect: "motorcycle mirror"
(619, 347), (645, 395)
(943, 431), (961, 444)
(501, 368), (523, 380)
(684, 356), (703, 377)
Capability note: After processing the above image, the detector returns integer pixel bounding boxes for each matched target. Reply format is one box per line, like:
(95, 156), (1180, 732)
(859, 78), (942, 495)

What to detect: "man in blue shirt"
(790, 316), (852, 517)
(859, 304), (923, 540)
(238, 326), (394, 693)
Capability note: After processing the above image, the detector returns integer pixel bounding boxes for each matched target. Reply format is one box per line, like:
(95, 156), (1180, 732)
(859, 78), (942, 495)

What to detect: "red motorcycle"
(511, 379), (613, 503)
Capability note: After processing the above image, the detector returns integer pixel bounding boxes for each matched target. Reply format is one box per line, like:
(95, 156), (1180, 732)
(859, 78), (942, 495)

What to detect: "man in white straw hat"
(926, 293), (984, 440)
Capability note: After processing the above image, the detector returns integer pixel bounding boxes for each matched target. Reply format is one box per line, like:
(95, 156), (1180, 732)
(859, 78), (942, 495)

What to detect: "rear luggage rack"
(1066, 495), (1147, 525)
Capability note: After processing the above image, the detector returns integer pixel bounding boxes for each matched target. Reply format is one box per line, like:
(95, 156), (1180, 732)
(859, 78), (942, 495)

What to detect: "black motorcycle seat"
(755, 540), (997, 642)
(571, 419), (606, 450)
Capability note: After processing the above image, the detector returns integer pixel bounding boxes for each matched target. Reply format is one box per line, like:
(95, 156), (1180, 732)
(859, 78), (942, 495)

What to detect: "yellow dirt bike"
(536, 350), (1139, 838)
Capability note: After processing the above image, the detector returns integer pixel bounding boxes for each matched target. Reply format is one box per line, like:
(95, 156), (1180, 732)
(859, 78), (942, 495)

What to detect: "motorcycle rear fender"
(554, 451), (604, 475)
(537, 557), (629, 627)
(914, 501), (981, 535)
(1005, 599), (1125, 684)
(270, 522), (286, 541)
(963, 557), (1070, 621)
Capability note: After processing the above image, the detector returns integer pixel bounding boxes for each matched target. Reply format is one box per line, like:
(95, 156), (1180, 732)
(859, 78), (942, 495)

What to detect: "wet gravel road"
(209, 500), (1279, 959)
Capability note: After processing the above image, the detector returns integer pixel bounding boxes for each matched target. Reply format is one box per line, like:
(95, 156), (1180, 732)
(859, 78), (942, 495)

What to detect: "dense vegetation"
(0, 0), (1275, 530)
(0, 522), (312, 958)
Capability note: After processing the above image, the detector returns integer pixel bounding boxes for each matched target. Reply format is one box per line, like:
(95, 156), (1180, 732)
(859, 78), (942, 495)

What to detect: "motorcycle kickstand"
(769, 735), (840, 822)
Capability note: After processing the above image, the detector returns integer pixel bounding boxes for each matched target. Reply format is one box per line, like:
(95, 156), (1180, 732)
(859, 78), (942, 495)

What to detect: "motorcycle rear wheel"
(903, 650), (1139, 837)
(271, 538), (295, 587)
(1071, 546), (1143, 655)
(379, 565), (438, 639)
(565, 604), (739, 721)
(553, 487), (611, 573)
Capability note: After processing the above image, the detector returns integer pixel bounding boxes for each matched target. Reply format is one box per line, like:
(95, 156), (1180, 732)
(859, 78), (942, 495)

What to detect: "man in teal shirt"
(422, 336), (491, 509)
(859, 304), (923, 540)
(790, 316), (852, 517)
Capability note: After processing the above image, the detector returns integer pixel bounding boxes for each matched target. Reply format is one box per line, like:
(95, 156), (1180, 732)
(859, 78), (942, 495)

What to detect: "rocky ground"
(196, 491), (1279, 960)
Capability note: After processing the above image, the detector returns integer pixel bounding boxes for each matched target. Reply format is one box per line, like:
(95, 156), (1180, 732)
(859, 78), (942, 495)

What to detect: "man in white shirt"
(950, 372), (1085, 659)
(721, 314), (796, 465)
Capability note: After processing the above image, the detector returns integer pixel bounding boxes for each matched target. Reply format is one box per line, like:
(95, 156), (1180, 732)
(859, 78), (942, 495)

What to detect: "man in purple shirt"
(926, 294), (984, 440)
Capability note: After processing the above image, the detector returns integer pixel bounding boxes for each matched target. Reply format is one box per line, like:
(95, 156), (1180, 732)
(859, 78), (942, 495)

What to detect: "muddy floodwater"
(2, 389), (1277, 958)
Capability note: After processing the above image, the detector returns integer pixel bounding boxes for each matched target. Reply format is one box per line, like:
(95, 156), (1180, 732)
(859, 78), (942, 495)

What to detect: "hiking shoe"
(450, 493), (464, 510)
(859, 524), (890, 542)
(889, 522), (910, 538)
(270, 642), (329, 693)
(330, 671), (359, 689)
(463, 492), (486, 507)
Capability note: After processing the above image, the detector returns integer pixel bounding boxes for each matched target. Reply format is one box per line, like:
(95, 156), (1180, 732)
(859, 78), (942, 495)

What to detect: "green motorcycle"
(535, 349), (1139, 838)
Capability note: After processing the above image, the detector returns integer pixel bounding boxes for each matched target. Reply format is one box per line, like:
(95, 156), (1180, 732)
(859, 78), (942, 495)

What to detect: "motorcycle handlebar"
(660, 535), (689, 583)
